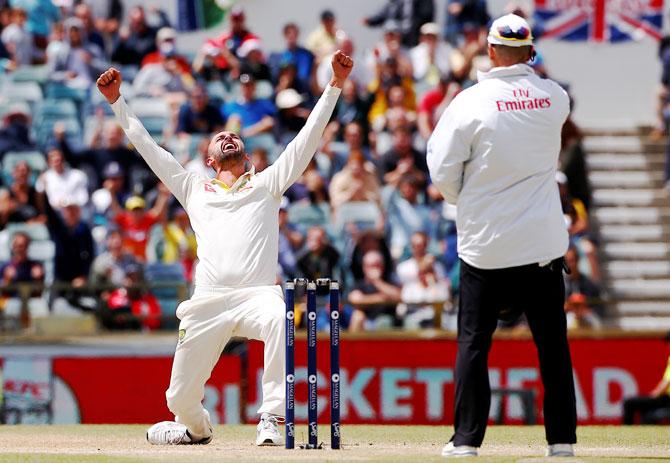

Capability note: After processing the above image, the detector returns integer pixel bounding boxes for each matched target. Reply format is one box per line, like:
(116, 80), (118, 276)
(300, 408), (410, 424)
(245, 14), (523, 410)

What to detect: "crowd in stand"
(0, 0), (602, 331)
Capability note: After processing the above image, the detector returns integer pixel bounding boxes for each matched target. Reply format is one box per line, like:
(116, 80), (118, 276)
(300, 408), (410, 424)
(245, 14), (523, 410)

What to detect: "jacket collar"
(211, 165), (256, 192)
(477, 63), (535, 82)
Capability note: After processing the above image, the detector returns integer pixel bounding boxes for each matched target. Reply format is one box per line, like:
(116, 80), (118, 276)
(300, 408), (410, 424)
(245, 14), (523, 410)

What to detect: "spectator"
(103, 263), (161, 331)
(385, 175), (436, 258)
(132, 50), (194, 98)
(0, 102), (34, 154)
(275, 88), (310, 143)
(297, 226), (341, 283)
(380, 126), (428, 187)
(44, 196), (94, 311)
(45, 21), (67, 65)
(564, 293), (601, 330)
(11, 0), (59, 53)
(397, 231), (450, 328)
(417, 73), (461, 140)
(251, 147), (270, 172)
(194, 6), (257, 79)
(0, 160), (45, 226)
(111, 5), (168, 66)
(141, 27), (190, 74)
(348, 250), (401, 331)
(367, 56), (416, 130)
(90, 161), (129, 225)
(444, 0), (490, 46)
(306, 9), (338, 64)
(410, 22), (455, 84)
(175, 85), (225, 136)
(222, 73), (276, 139)
(84, 0), (123, 37)
(623, 333), (670, 424)
(333, 81), (371, 139)
(317, 32), (368, 92)
(49, 18), (107, 90)
(1, 7), (33, 67)
(73, 3), (104, 51)
(564, 246), (603, 317)
(35, 147), (89, 212)
(90, 229), (139, 289)
(560, 117), (591, 210)
(269, 22), (315, 93)
(110, 185), (170, 261)
(162, 207), (197, 282)
(237, 38), (272, 82)
(363, 0), (435, 47)
(1, 232), (44, 296)
(185, 137), (215, 179)
(329, 150), (381, 214)
(349, 230), (394, 282)
(278, 198), (302, 280)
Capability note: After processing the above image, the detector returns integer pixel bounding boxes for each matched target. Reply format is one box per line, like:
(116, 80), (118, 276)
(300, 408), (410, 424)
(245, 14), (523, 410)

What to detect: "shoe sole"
(257, 439), (282, 446)
(548, 452), (574, 457)
(442, 452), (477, 458)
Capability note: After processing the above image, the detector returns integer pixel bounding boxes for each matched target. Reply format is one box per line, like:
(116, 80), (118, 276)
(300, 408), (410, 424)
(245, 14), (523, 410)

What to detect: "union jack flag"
(533, 0), (663, 42)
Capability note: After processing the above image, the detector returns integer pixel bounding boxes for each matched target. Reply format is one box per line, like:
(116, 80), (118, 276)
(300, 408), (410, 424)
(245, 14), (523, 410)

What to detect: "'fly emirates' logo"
(496, 88), (551, 112)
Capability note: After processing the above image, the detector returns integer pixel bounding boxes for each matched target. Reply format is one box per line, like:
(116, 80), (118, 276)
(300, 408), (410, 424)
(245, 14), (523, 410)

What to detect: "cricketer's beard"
(214, 137), (245, 166)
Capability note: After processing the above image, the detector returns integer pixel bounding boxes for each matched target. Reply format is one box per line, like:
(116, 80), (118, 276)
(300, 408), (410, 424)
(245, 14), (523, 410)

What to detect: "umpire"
(427, 14), (577, 458)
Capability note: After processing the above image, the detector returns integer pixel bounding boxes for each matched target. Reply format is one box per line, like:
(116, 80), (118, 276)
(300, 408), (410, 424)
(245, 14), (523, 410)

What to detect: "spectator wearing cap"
(269, 23), (315, 94)
(49, 17), (107, 90)
(363, 0), (435, 47)
(43, 191), (95, 310)
(0, 101), (34, 154)
(132, 44), (194, 98)
(91, 161), (128, 225)
(0, 160), (45, 226)
(222, 73), (276, 139)
(276, 88), (310, 143)
(410, 22), (455, 84)
(185, 137), (215, 179)
(1, 232), (44, 296)
(194, 6), (257, 79)
(237, 39), (272, 82)
(329, 150), (381, 216)
(348, 250), (402, 332)
(111, 5), (169, 66)
(444, 0), (490, 46)
(110, 184), (171, 261)
(1, 8), (34, 67)
(306, 10), (338, 64)
(175, 84), (225, 137)
(417, 73), (461, 141)
(141, 27), (191, 74)
(35, 147), (89, 212)
(73, 3), (105, 52)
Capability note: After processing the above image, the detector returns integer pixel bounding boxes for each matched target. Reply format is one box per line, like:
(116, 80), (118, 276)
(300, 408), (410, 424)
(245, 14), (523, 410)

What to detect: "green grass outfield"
(0, 425), (667, 462)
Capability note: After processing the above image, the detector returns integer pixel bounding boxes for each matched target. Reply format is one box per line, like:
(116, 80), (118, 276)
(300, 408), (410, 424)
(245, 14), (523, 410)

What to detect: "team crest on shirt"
(178, 329), (186, 344)
(204, 184), (216, 193)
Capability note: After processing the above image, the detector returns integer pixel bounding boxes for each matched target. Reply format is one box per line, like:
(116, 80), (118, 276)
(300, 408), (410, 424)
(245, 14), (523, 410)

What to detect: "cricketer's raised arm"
(97, 68), (197, 207)
(259, 50), (353, 198)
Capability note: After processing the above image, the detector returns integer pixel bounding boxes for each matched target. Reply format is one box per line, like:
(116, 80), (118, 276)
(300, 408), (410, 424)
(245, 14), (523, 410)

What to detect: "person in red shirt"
(105, 264), (162, 331)
(417, 74), (461, 140)
(193, 6), (258, 79)
(110, 184), (170, 261)
(141, 27), (191, 74)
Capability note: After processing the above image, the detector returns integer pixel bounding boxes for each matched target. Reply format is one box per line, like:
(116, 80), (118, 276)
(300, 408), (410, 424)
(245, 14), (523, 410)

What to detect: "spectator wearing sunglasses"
(428, 14), (576, 458)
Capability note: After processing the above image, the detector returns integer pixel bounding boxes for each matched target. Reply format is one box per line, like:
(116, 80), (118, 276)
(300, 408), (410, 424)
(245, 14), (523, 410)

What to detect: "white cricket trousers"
(165, 284), (286, 439)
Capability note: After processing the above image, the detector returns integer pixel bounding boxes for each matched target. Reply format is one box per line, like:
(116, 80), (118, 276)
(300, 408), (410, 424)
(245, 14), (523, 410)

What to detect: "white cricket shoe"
(546, 444), (574, 457)
(146, 421), (213, 445)
(256, 413), (284, 446)
(441, 441), (478, 458)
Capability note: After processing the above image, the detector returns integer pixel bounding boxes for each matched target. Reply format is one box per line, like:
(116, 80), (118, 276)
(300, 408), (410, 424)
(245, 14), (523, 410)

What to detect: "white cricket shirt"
(111, 85), (341, 287)
(427, 64), (570, 269)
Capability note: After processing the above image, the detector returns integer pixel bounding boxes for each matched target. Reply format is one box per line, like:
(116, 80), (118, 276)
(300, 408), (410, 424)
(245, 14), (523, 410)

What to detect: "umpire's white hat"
(487, 14), (534, 47)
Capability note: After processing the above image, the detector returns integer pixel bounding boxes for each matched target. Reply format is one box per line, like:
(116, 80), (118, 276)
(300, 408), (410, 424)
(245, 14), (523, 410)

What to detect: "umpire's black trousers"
(452, 258), (577, 447)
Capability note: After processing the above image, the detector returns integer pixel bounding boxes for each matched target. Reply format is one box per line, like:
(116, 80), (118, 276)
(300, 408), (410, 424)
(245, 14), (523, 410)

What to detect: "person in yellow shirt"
(162, 208), (197, 283)
(623, 333), (670, 424)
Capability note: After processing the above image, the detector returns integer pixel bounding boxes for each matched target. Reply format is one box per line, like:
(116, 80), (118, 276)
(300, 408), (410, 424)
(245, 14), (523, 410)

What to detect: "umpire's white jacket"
(427, 63), (570, 270)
